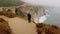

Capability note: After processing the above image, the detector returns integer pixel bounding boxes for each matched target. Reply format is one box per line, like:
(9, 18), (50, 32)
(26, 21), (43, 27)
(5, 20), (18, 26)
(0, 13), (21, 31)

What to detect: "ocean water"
(45, 7), (60, 27)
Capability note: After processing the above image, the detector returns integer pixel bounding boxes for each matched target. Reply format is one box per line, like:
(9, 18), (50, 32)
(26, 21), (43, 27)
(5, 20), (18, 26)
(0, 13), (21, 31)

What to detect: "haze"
(21, 0), (60, 7)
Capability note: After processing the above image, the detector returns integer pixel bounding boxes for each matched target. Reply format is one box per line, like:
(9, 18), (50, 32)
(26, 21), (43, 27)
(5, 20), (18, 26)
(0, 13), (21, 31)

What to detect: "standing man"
(27, 13), (31, 23)
(15, 8), (18, 15)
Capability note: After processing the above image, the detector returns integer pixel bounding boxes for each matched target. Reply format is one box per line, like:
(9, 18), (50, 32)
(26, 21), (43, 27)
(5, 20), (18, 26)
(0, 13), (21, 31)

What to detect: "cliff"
(36, 23), (60, 34)
(16, 3), (45, 23)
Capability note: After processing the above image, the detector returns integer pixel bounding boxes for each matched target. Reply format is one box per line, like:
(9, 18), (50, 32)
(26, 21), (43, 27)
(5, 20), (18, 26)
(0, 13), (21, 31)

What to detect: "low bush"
(0, 11), (16, 18)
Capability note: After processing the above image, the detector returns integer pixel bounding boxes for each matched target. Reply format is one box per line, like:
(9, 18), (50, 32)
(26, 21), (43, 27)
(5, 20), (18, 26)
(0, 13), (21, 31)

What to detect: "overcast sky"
(21, 0), (60, 7)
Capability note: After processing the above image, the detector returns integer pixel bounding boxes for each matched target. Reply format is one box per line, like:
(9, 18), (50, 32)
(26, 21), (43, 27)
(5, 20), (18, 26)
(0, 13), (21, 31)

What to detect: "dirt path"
(0, 16), (37, 34)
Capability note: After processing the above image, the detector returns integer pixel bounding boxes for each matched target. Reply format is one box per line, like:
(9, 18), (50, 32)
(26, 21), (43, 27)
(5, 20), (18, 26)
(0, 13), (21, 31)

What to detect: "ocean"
(45, 7), (60, 27)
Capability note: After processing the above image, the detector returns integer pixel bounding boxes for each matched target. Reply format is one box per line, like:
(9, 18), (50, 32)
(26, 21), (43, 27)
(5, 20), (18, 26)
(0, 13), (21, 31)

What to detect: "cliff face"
(16, 3), (45, 23)
(36, 23), (60, 34)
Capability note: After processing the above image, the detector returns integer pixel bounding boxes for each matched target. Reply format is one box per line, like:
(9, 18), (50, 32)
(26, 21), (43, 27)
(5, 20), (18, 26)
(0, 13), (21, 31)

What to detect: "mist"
(21, 0), (60, 7)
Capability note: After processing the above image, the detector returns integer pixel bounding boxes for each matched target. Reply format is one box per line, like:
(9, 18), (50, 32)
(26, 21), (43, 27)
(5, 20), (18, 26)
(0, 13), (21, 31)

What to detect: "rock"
(0, 11), (16, 18)
(0, 18), (12, 34)
(36, 23), (60, 34)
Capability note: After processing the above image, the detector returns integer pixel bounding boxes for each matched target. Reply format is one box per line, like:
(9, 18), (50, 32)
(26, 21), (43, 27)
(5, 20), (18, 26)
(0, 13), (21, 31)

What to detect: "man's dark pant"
(28, 17), (31, 23)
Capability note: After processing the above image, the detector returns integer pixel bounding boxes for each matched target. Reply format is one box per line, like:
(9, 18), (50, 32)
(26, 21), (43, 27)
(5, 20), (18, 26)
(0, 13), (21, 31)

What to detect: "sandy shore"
(0, 16), (37, 34)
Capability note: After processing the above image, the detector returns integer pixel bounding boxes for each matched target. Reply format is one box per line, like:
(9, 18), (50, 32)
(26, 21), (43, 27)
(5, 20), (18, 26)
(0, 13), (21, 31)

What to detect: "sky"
(21, 0), (60, 7)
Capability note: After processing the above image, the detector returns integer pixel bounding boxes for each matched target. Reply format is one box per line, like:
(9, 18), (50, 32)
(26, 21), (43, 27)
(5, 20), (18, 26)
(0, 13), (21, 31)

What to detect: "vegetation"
(0, 18), (12, 34)
(0, 0), (24, 7)
(0, 11), (16, 18)
(36, 23), (60, 34)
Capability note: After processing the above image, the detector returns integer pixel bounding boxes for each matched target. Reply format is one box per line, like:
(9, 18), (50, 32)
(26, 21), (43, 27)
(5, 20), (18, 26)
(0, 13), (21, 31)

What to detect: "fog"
(21, 0), (60, 7)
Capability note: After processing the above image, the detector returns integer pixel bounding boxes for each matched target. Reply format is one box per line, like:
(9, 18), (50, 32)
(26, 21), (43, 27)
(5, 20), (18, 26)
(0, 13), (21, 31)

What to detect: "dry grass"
(36, 23), (60, 34)
(0, 11), (16, 18)
(0, 18), (12, 34)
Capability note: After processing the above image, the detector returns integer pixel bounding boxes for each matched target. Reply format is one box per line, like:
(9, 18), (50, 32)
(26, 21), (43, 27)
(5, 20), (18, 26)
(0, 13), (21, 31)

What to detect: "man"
(27, 13), (31, 23)
(15, 8), (18, 15)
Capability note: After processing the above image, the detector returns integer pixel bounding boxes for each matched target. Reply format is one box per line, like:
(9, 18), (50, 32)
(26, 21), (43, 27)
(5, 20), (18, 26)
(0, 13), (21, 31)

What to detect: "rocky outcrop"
(16, 3), (45, 23)
(36, 23), (60, 34)
(0, 11), (16, 18)
(0, 18), (12, 34)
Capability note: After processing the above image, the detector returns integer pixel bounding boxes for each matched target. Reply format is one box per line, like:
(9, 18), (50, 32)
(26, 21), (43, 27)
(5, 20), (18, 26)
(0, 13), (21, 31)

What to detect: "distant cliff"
(16, 3), (45, 23)
(0, 0), (24, 7)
